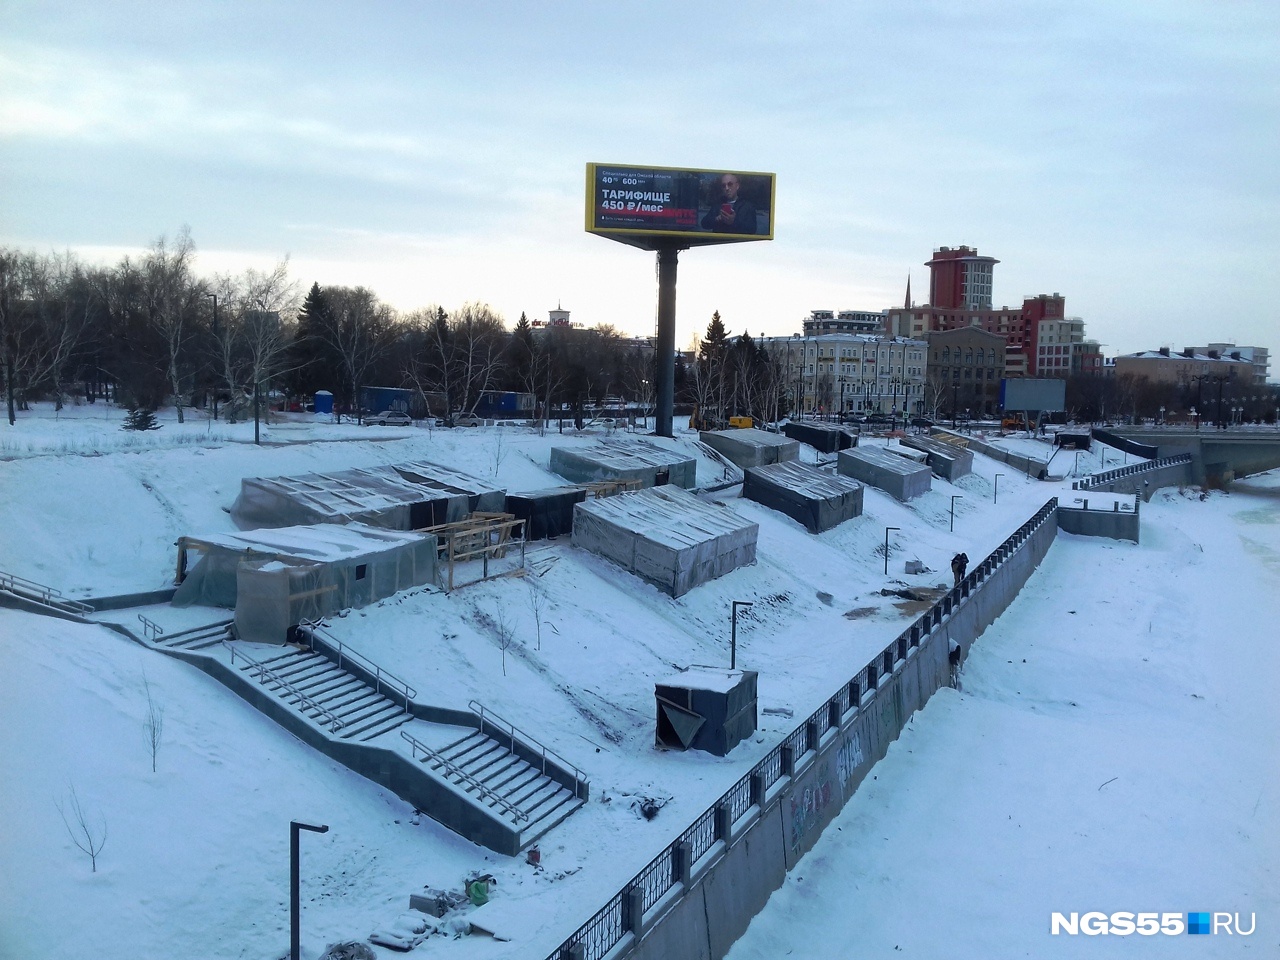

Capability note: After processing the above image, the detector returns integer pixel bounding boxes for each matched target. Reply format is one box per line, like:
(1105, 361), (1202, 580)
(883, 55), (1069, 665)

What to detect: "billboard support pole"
(655, 244), (680, 438)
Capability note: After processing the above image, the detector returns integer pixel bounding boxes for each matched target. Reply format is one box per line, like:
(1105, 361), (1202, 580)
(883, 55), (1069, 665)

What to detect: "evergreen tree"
(122, 407), (161, 431)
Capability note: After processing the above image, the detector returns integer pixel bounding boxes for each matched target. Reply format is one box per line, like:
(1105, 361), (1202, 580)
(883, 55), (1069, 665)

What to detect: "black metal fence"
(1072, 454), (1192, 491)
(544, 497), (1060, 960)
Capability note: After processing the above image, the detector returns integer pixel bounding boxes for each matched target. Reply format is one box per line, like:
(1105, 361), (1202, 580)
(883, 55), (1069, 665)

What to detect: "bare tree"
(56, 784), (107, 873)
(140, 227), (204, 423)
(490, 426), (507, 478)
(142, 672), (165, 773)
(208, 261), (301, 424)
(493, 604), (514, 676)
(527, 581), (546, 651)
(312, 286), (396, 419)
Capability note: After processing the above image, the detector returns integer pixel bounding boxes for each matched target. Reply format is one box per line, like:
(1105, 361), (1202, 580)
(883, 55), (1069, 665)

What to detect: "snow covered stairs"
(401, 707), (587, 847)
(149, 619), (234, 652)
(234, 647), (414, 742)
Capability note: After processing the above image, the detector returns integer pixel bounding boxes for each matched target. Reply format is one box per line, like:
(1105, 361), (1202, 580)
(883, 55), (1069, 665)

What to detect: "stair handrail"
(220, 639), (346, 734)
(468, 699), (589, 799)
(137, 613), (162, 639)
(298, 620), (417, 713)
(399, 729), (529, 822)
(0, 569), (94, 615)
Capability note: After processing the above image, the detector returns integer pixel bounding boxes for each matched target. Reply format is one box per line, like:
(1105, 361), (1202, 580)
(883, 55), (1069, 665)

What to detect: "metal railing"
(137, 613), (162, 639)
(0, 569), (94, 615)
(468, 700), (589, 799)
(1073, 453), (1192, 491)
(543, 497), (1059, 960)
(221, 639), (346, 734)
(299, 620), (417, 712)
(399, 729), (529, 822)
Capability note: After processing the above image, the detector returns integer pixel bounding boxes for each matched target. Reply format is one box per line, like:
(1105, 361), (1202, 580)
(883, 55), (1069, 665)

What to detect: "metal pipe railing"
(467, 699), (589, 799)
(221, 639), (345, 733)
(0, 569), (94, 615)
(299, 620), (417, 712)
(399, 729), (528, 821)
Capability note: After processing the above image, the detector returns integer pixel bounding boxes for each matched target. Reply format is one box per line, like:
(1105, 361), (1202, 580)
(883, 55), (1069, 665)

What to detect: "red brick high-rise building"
(886, 246), (1090, 378)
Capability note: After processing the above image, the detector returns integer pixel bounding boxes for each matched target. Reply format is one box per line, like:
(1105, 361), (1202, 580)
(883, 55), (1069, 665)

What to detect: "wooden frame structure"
(416, 512), (528, 592)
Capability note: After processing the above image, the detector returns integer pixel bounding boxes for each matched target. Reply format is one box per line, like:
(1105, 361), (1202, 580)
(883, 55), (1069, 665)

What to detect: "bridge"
(1099, 426), (1280, 485)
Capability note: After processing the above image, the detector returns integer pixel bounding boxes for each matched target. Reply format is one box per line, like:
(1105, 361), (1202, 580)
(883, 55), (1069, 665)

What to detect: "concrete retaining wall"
(946, 431), (1051, 480)
(1074, 456), (1192, 501)
(614, 509), (1059, 960)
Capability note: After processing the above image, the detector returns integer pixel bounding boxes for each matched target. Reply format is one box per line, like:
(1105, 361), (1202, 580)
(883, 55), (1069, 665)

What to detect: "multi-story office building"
(1182, 344), (1270, 385)
(886, 246), (1087, 378)
(924, 327), (1007, 417)
(761, 333), (927, 417)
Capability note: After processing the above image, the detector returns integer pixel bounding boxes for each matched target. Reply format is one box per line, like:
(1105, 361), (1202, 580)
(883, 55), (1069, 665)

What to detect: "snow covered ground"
(1, 404), (1275, 958)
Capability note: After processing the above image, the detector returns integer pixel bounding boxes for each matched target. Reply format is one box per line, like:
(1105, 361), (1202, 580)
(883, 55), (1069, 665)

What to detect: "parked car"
(910, 417), (934, 428)
(454, 414), (483, 427)
(364, 411), (412, 426)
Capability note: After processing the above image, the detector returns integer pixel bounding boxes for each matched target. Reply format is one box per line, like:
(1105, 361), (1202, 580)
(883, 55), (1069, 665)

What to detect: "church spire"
(904, 273), (912, 309)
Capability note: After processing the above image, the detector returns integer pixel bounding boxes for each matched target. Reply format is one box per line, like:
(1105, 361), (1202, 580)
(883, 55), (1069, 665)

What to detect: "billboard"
(1000, 378), (1067, 413)
(586, 163), (775, 248)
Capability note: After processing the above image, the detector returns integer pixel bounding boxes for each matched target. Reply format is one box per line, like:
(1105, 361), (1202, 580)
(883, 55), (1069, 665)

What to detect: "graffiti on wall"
(789, 763), (834, 852)
(836, 731), (866, 787)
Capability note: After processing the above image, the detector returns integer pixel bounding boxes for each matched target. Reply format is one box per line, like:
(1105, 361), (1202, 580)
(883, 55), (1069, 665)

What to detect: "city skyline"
(2, 1), (1277, 359)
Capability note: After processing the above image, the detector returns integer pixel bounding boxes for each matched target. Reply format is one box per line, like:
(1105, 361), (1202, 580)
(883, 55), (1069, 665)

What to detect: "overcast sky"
(2, 1), (1277, 358)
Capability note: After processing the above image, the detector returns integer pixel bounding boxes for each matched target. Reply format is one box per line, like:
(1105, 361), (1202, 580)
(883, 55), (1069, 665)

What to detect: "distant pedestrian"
(951, 551), (968, 585)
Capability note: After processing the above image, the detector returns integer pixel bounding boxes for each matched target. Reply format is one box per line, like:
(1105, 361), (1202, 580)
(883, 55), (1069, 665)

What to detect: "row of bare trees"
(3, 229), (813, 430)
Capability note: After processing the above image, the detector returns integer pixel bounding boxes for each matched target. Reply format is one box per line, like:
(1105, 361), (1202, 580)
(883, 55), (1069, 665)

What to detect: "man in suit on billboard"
(700, 173), (758, 234)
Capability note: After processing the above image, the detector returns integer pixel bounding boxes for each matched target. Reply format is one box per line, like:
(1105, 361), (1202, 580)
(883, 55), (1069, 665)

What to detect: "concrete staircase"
(403, 724), (586, 843)
(232, 646), (415, 742)
(149, 619), (235, 652)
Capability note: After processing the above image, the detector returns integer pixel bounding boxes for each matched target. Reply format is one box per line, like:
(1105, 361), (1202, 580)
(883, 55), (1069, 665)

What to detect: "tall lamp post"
(205, 292), (219, 420)
(884, 527), (899, 576)
(993, 473), (1004, 505)
(951, 382), (959, 428)
(950, 495), (962, 532)
(730, 601), (753, 670)
(291, 820), (330, 960)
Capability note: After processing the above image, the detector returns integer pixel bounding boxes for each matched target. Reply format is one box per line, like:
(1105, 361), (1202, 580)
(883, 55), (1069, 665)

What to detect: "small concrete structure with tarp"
(572, 486), (758, 597)
(550, 439), (696, 489)
(504, 486), (589, 541)
(743, 461), (864, 533)
(782, 420), (857, 454)
(698, 428), (799, 469)
(172, 523), (438, 643)
(229, 461), (504, 531)
(900, 435), (974, 481)
(837, 447), (932, 501)
(655, 666), (758, 756)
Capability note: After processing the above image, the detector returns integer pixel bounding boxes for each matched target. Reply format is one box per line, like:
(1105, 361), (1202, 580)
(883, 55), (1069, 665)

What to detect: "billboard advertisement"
(585, 163), (775, 248)
(1000, 377), (1067, 413)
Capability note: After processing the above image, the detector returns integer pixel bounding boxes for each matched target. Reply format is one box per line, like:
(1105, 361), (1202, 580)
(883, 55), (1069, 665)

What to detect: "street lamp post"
(205, 292), (219, 420)
(884, 527), (899, 576)
(730, 601), (753, 670)
(993, 473), (1004, 505)
(950, 495), (962, 532)
(1158, 405), (1165, 426)
(1191, 406), (1198, 430)
(291, 820), (330, 960)
(951, 382), (959, 429)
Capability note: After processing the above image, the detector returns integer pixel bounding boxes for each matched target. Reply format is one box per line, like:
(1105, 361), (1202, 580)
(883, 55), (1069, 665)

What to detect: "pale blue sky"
(2, 1), (1277, 358)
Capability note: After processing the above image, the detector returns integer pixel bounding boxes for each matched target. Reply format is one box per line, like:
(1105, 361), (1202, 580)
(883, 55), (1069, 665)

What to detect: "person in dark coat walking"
(951, 551), (969, 585)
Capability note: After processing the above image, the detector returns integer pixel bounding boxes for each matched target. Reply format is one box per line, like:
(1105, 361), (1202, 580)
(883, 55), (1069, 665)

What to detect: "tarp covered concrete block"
(837, 448), (932, 501)
(572, 486), (757, 597)
(743, 461), (864, 533)
(550, 439), (696, 489)
(174, 524), (437, 642)
(900, 436), (974, 481)
(699, 428), (800, 469)
(229, 461), (503, 531)
(504, 486), (588, 541)
(655, 666), (758, 756)
(782, 421), (857, 454)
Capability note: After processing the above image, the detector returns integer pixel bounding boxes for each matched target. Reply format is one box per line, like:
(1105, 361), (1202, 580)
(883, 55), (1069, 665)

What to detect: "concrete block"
(837, 447), (932, 501)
